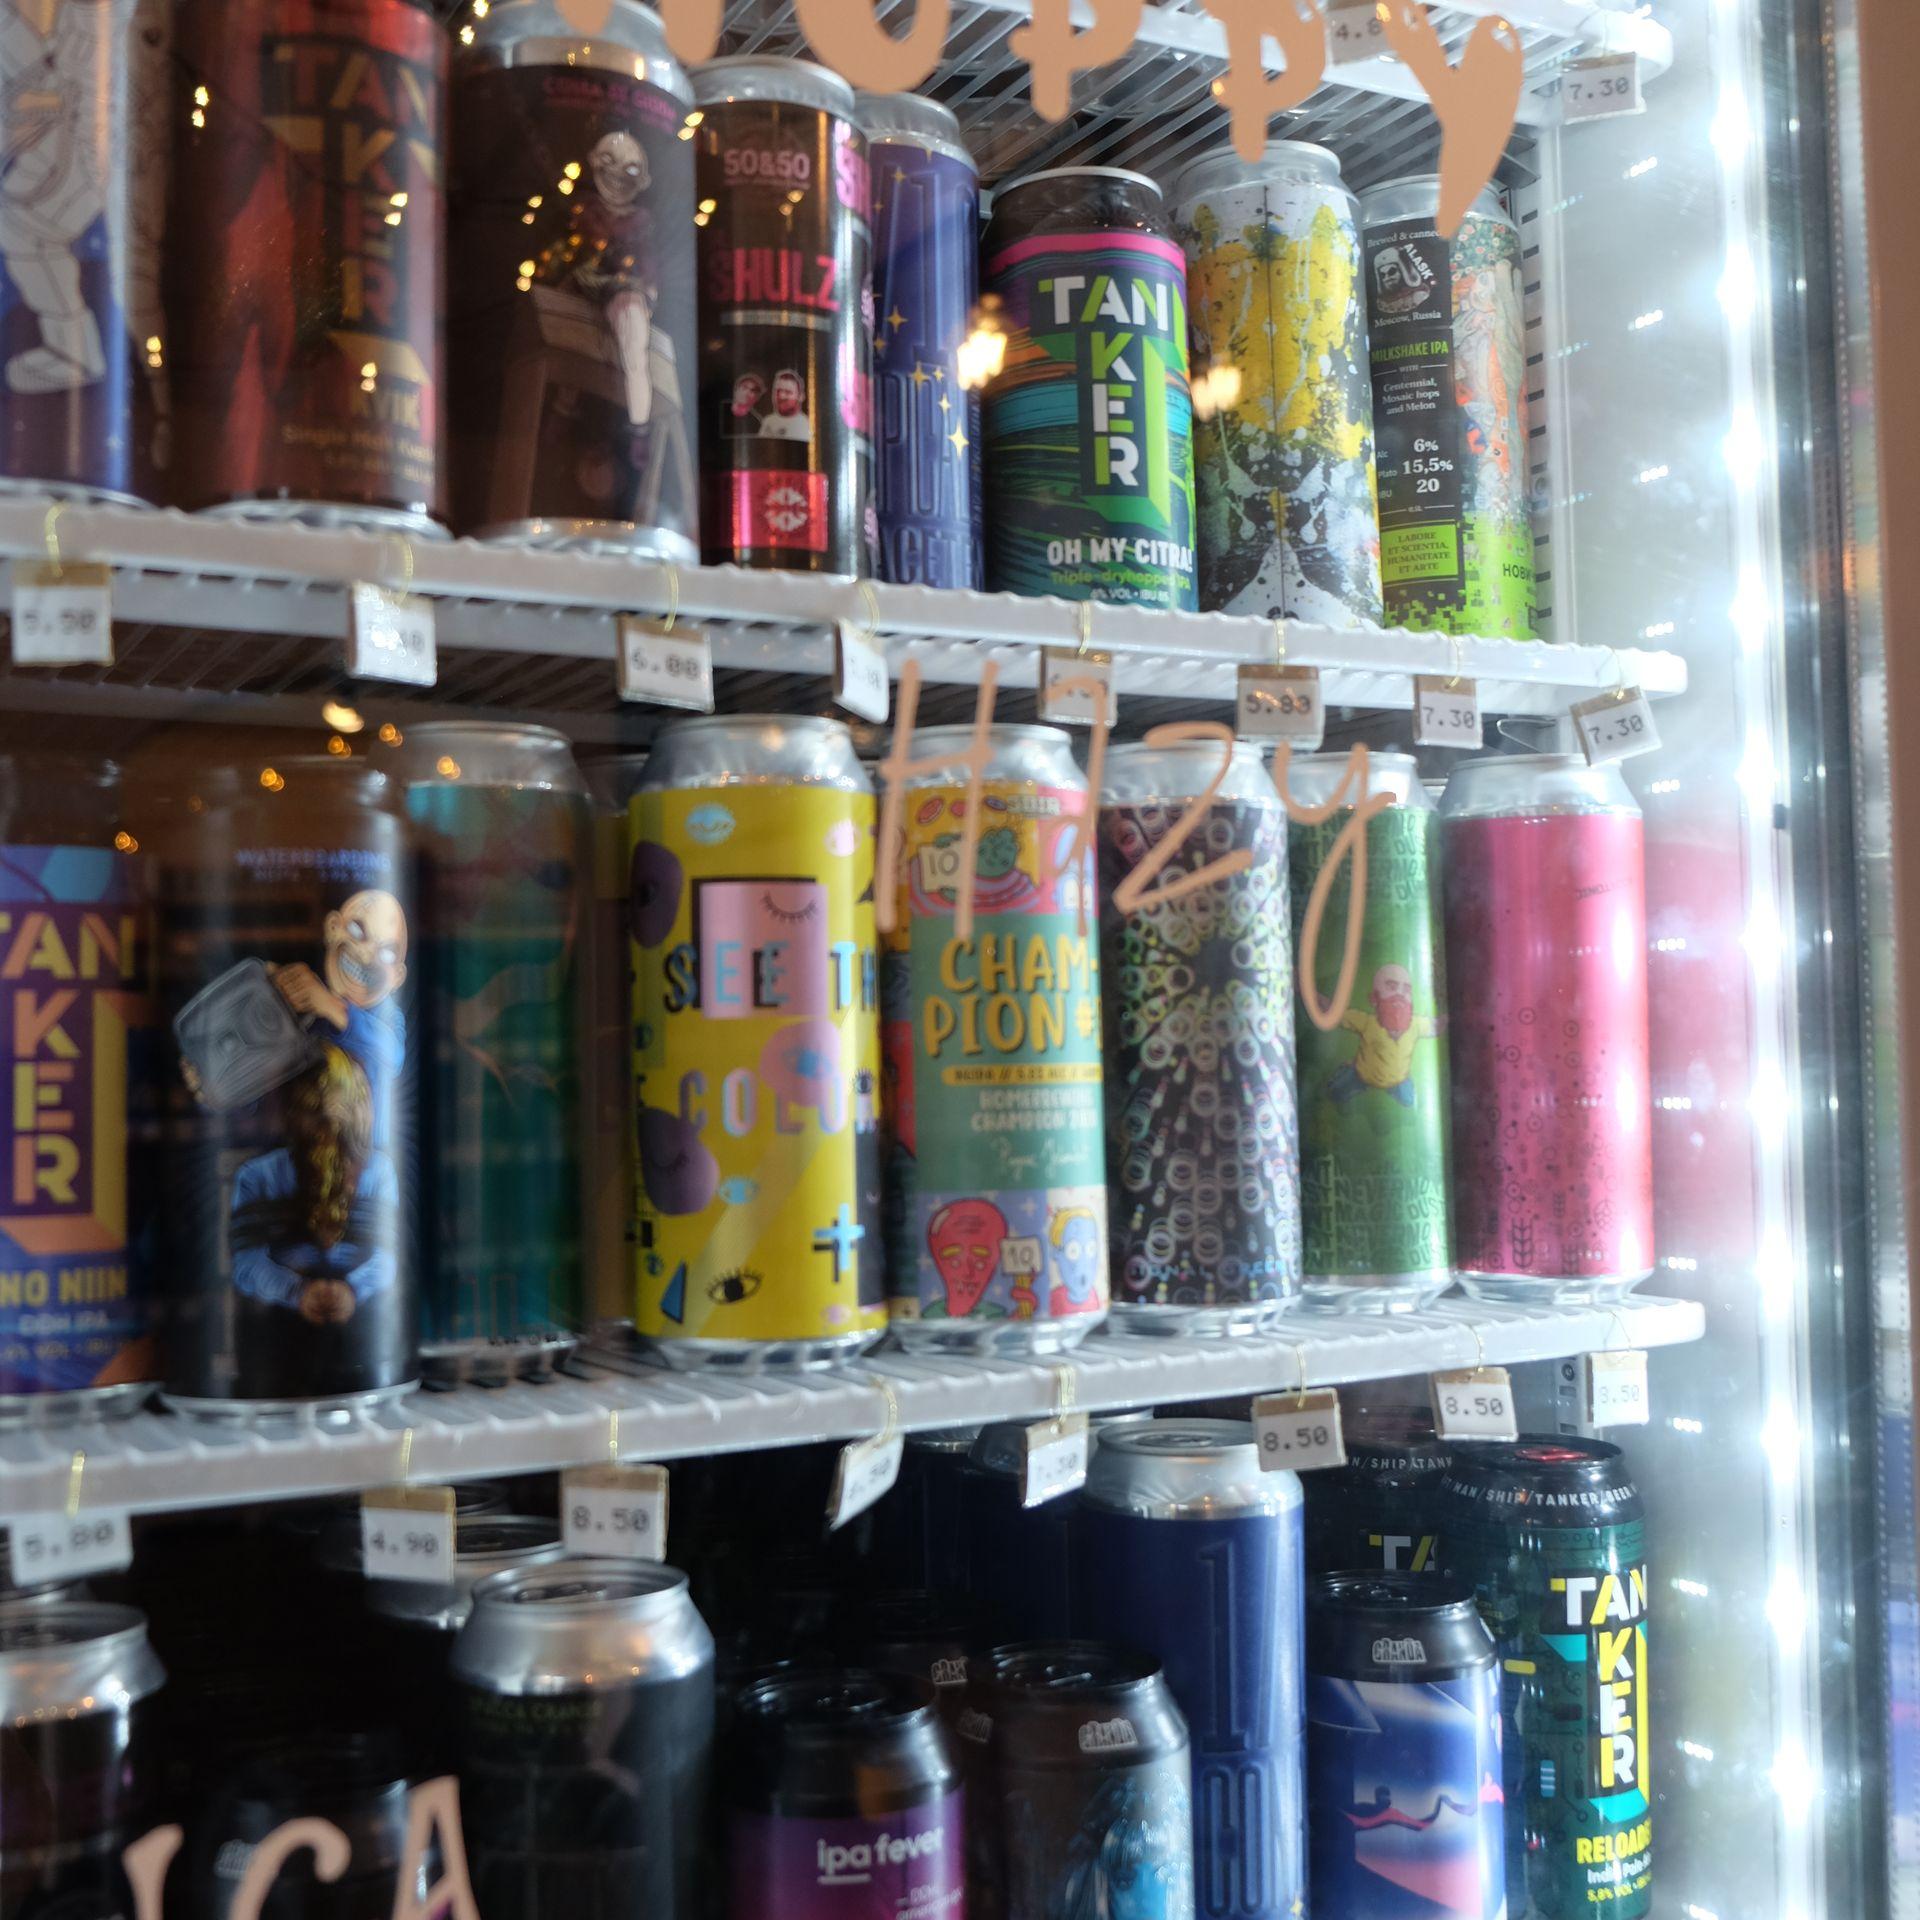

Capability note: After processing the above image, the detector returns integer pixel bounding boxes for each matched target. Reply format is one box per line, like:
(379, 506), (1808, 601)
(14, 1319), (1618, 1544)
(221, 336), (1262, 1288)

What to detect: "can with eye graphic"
(629, 717), (885, 1368)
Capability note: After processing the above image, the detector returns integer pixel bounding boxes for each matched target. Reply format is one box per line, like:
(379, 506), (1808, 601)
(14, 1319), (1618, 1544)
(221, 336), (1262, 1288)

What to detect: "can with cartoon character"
(629, 716), (885, 1368)
(882, 725), (1107, 1354)
(157, 759), (419, 1413)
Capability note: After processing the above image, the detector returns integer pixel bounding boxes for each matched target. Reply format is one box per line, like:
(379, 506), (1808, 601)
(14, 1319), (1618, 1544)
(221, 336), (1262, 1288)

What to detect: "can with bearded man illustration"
(157, 759), (419, 1413)
(630, 717), (885, 1368)
(882, 725), (1105, 1352)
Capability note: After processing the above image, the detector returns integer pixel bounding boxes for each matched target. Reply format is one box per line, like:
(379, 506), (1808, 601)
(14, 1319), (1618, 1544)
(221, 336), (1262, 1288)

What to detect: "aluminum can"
(402, 724), (591, 1376)
(1099, 740), (1297, 1333)
(962, 1640), (1196, 1920)
(982, 168), (1197, 610)
(1440, 756), (1652, 1299)
(0, 0), (170, 505)
(0, 1602), (164, 1918)
(727, 1670), (963, 1920)
(1361, 177), (1533, 638)
(883, 724), (1106, 1352)
(171, 0), (446, 533)
(853, 1591), (981, 1723)
(1302, 1407), (1451, 1577)
(1441, 1439), (1651, 1920)
(693, 57), (873, 571)
(448, 0), (699, 557)
(453, 1559), (715, 1920)
(1171, 141), (1381, 627)
(1287, 753), (1450, 1310)
(1076, 1420), (1306, 1920)
(961, 1420), (1078, 1639)
(324, 1510), (566, 1637)
(157, 759), (418, 1415)
(858, 92), (981, 590)
(630, 717), (884, 1368)
(866, 1425), (981, 1592)
(1305, 1572), (1503, 1920)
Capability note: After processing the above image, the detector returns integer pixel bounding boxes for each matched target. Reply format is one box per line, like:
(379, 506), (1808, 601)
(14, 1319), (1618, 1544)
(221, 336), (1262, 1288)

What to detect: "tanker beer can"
(961, 1422), (1077, 1640)
(453, 1559), (716, 1920)
(982, 168), (1198, 610)
(1440, 756), (1653, 1300)
(630, 717), (885, 1368)
(1287, 753), (1451, 1310)
(1306, 1573), (1504, 1920)
(1100, 740), (1298, 1333)
(1170, 142), (1382, 626)
(0, 0), (171, 504)
(1076, 1421), (1306, 1920)
(1361, 177), (1534, 638)
(858, 92), (981, 589)
(171, 0), (447, 533)
(1302, 1407), (1451, 1577)
(693, 58), (874, 572)
(449, 0), (700, 556)
(1441, 1439), (1651, 1920)
(884, 725), (1106, 1353)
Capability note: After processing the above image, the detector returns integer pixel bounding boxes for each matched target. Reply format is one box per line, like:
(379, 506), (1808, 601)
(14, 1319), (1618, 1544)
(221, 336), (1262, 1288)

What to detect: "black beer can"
(851, 1591), (981, 1721)
(1302, 1407), (1452, 1577)
(863, 1426), (979, 1592)
(961, 1423), (1076, 1639)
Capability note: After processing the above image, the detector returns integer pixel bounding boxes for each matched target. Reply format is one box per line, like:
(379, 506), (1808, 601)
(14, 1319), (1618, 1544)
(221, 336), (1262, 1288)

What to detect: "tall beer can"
(961, 1421), (1077, 1639)
(1302, 1407), (1451, 1577)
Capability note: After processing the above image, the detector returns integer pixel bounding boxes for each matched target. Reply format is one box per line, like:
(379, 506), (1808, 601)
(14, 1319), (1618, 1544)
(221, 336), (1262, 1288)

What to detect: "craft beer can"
(1287, 753), (1451, 1310)
(630, 717), (885, 1368)
(961, 1422), (1078, 1640)
(1302, 1406), (1451, 1578)
(982, 167), (1198, 610)
(1171, 141), (1382, 627)
(883, 725), (1106, 1352)
(1100, 739), (1299, 1333)
(1362, 177), (1533, 638)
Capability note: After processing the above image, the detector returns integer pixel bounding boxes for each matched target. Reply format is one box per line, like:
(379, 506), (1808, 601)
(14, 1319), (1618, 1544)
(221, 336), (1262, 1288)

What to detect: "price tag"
(1552, 53), (1646, 123)
(1252, 1389), (1347, 1472)
(618, 617), (714, 712)
(1571, 687), (1661, 765)
(10, 559), (112, 666)
(8, 1509), (132, 1580)
(1039, 647), (1117, 728)
(1412, 675), (1483, 750)
(348, 583), (437, 688)
(563, 1463), (669, 1558)
(1583, 1349), (1651, 1428)
(1021, 1412), (1090, 1507)
(827, 1430), (904, 1530)
(1236, 664), (1324, 747)
(1429, 1367), (1520, 1442)
(1325, 0), (1388, 64)
(835, 620), (891, 723)
(360, 1485), (456, 1584)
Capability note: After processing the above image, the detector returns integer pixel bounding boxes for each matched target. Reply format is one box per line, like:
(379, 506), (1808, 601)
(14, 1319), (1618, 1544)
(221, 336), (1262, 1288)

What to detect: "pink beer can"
(1439, 754), (1654, 1300)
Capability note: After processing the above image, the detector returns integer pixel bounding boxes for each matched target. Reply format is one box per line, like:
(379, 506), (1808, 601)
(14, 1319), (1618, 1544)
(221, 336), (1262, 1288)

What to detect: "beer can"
(883, 724), (1107, 1353)
(1302, 1407), (1451, 1577)
(1099, 739), (1298, 1333)
(1170, 141), (1382, 627)
(171, 0), (448, 534)
(693, 57), (874, 572)
(727, 1670), (963, 1920)
(961, 1421), (1078, 1640)
(866, 1425), (981, 1592)
(630, 717), (885, 1368)
(453, 1559), (716, 1920)
(858, 92), (981, 590)
(1305, 1572), (1504, 1920)
(1286, 753), (1451, 1310)
(449, 0), (700, 557)
(157, 759), (419, 1415)
(982, 167), (1198, 610)
(1361, 177), (1534, 639)
(853, 1590), (982, 1722)
(1440, 1439), (1651, 1920)
(401, 724), (591, 1378)
(0, 0), (171, 505)
(323, 1510), (565, 1638)
(1440, 756), (1653, 1299)
(1076, 1420), (1306, 1920)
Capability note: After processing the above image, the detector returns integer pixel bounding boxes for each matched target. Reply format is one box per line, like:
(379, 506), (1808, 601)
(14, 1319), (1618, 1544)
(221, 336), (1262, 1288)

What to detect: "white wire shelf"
(0, 1293), (1703, 1519)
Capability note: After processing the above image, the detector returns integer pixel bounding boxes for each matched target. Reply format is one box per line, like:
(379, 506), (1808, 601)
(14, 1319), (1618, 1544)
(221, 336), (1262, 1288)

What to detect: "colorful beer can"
(1361, 177), (1534, 638)
(882, 725), (1106, 1353)
(1099, 738), (1298, 1333)
(1302, 1407), (1451, 1578)
(630, 716), (885, 1367)
(1287, 753), (1451, 1310)
(171, 0), (447, 533)
(693, 57), (874, 572)
(448, 0), (700, 557)
(1171, 141), (1382, 628)
(982, 167), (1198, 610)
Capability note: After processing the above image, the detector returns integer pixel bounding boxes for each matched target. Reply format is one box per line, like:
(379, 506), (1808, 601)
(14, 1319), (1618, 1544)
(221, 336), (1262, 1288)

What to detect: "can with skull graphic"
(448, 0), (700, 558)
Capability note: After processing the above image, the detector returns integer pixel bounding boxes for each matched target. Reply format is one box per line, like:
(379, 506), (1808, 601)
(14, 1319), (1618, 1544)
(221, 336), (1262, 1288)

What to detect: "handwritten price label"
(1236, 664), (1324, 747)
(361, 1486), (456, 1584)
(618, 618), (714, 711)
(1325, 0), (1388, 64)
(1039, 647), (1117, 727)
(348, 583), (437, 688)
(1583, 1349), (1651, 1428)
(1021, 1412), (1090, 1507)
(1572, 687), (1661, 765)
(1252, 1389), (1347, 1472)
(1413, 675), (1483, 750)
(827, 1431), (904, 1530)
(835, 620), (891, 724)
(1548, 53), (1646, 123)
(8, 1509), (132, 1580)
(1430, 1367), (1519, 1442)
(11, 559), (112, 666)
(563, 1463), (668, 1559)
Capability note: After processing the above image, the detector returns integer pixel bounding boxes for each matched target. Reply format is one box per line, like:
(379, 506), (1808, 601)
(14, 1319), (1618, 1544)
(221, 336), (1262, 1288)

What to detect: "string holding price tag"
(618, 616), (713, 712)
(1252, 1388), (1347, 1473)
(1039, 645), (1117, 728)
(563, 1463), (669, 1559)
(9, 1508), (132, 1580)
(1549, 52), (1646, 124)
(348, 582), (437, 688)
(1236, 664), (1324, 747)
(1572, 685), (1661, 765)
(1430, 1366), (1519, 1442)
(1021, 1412), (1090, 1507)
(1325, 0), (1388, 65)
(361, 1485), (456, 1585)
(11, 557), (113, 667)
(828, 1381), (904, 1531)
(1413, 674), (1483, 750)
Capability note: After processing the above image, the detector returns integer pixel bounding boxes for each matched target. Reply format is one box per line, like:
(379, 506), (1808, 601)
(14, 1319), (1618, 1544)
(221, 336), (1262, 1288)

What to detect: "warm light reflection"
(436, 755), (461, 779)
(1191, 364), (1244, 420)
(379, 723), (402, 745)
(259, 768), (284, 792)
(322, 700), (364, 733)
(113, 830), (136, 853)
(327, 735), (351, 756)
(957, 322), (1008, 391)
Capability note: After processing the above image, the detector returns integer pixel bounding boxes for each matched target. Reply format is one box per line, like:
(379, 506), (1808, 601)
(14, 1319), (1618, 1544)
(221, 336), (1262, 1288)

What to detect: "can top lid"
(0, 1603), (165, 1724)
(986, 1639), (1161, 1696)
(1439, 751), (1640, 820)
(656, 712), (854, 740)
(997, 164), (1163, 199)
(693, 54), (856, 115)
(736, 1667), (937, 1735)
(855, 90), (972, 163)
(906, 1423), (984, 1454)
(1360, 172), (1509, 223)
(472, 1559), (689, 1615)
(1282, 748), (1430, 811)
(1308, 1570), (1479, 1618)
(1082, 1417), (1299, 1518)
(1170, 138), (1347, 204)
(397, 721), (587, 794)
(1443, 1434), (1640, 1512)
(319, 1510), (561, 1579)
(907, 723), (1072, 751)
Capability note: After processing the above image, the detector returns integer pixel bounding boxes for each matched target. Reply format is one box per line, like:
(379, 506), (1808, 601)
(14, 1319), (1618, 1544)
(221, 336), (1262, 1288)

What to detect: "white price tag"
(1429, 1367), (1520, 1442)
(835, 619), (891, 723)
(1021, 1412), (1090, 1507)
(348, 583), (437, 688)
(1236, 664), (1324, 747)
(1252, 1389), (1347, 1472)
(1326, 0), (1388, 64)
(1412, 675), (1483, 750)
(618, 617), (714, 711)
(1572, 687), (1661, 765)
(563, 1463), (669, 1558)
(1552, 53), (1646, 123)
(10, 559), (112, 666)
(360, 1486), (456, 1584)
(1039, 647), (1117, 727)
(8, 1509), (132, 1580)
(827, 1431), (904, 1530)
(1583, 1349), (1651, 1428)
